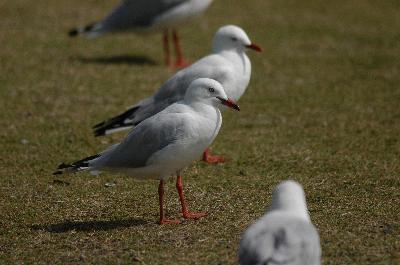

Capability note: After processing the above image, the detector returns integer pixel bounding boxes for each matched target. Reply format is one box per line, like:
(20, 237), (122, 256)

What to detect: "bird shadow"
(75, 54), (157, 66)
(30, 218), (152, 233)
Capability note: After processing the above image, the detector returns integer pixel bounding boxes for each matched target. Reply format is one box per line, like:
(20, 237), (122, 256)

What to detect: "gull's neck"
(184, 97), (218, 113)
(269, 193), (311, 222)
(269, 205), (310, 222)
(216, 49), (250, 74)
(216, 49), (246, 61)
(184, 100), (222, 133)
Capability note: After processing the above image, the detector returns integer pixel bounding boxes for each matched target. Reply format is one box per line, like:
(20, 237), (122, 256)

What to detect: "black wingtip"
(57, 162), (72, 169)
(73, 154), (101, 166)
(94, 130), (106, 137)
(92, 120), (108, 137)
(68, 28), (79, 37)
(91, 106), (140, 137)
(92, 119), (109, 137)
(52, 154), (100, 176)
(84, 23), (94, 32)
(68, 22), (95, 37)
(53, 162), (71, 175)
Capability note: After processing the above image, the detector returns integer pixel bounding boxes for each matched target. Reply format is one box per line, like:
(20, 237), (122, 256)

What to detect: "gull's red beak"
(246, 43), (262, 52)
(217, 97), (240, 111)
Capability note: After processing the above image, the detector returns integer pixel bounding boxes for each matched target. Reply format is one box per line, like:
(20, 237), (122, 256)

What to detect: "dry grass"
(0, 0), (399, 264)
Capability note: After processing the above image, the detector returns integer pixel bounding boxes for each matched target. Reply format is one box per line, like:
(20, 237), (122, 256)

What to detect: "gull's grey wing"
(154, 55), (232, 102)
(239, 215), (321, 265)
(95, 105), (192, 169)
(92, 55), (232, 136)
(99, 0), (189, 30)
(126, 55), (232, 123)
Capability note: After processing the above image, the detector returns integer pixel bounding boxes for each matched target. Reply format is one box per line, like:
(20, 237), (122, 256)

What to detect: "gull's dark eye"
(208, 87), (215, 93)
(231, 37), (238, 41)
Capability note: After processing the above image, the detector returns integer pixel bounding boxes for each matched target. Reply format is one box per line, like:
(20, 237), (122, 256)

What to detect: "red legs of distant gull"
(172, 29), (190, 68)
(158, 179), (180, 225)
(162, 29), (188, 68)
(202, 148), (226, 164)
(162, 30), (171, 66)
(158, 175), (206, 225)
(176, 175), (207, 219)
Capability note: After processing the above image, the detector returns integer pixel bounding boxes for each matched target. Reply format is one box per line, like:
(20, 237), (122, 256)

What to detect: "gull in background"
(69, 0), (214, 67)
(93, 25), (262, 163)
(54, 78), (240, 224)
(238, 180), (321, 265)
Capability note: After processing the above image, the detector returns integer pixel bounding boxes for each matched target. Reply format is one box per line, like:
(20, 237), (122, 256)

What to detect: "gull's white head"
(212, 25), (262, 54)
(269, 180), (310, 221)
(184, 78), (240, 111)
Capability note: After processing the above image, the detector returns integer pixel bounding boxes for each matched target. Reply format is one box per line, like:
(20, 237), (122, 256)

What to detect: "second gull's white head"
(212, 25), (262, 54)
(269, 180), (310, 221)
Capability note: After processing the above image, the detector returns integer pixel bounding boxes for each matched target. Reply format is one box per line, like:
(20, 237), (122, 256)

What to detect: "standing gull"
(238, 180), (321, 265)
(93, 25), (262, 163)
(69, 0), (214, 67)
(54, 78), (240, 224)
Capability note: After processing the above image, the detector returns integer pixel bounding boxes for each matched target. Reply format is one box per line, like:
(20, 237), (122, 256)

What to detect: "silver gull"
(54, 78), (240, 224)
(238, 180), (321, 265)
(69, 0), (214, 67)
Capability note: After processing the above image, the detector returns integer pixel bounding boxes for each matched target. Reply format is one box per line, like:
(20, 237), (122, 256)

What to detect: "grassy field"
(1, 0), (399, 264)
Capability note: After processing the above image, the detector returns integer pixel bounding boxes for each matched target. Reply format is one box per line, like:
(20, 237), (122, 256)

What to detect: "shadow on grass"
(76, 54), (157, 66)
(31, 218), (152, 233)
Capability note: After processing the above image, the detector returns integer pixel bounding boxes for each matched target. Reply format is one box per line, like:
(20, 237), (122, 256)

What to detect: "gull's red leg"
(172, 29), (190, 68)
(202, 148), (226, 164)
(163, 30), (171, 66)
(176, 175), (207, 219)
(158, 179), (180, 225)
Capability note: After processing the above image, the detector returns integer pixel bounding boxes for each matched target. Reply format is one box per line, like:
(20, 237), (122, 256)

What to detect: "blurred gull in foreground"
(54, 78), (240, 224)
(69, 0), (214, 67)
(238, 180), (321, 265)
(93, 25), (261, 163)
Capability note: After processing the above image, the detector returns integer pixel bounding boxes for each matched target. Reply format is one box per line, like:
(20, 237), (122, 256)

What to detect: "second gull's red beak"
(246, 43), (262, 52)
